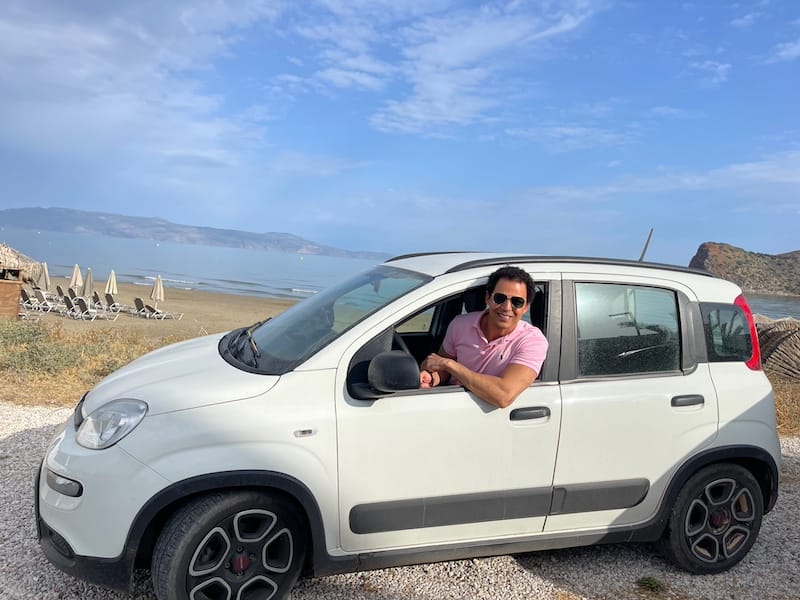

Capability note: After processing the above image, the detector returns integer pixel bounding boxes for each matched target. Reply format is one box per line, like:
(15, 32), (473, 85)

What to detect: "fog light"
(46, 470), (83, 497)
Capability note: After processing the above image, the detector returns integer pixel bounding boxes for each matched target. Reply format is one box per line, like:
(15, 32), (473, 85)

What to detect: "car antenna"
(638, 228), (654, 262)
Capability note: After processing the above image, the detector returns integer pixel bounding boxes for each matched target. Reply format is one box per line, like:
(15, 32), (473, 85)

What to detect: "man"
(420, 266), (548, 409)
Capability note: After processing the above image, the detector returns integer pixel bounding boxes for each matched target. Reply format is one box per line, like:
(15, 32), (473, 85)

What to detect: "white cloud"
(506, 125), (635, 152)
(268, 151), (369, 176)
(689, 60), (731, 85)
(767, 38), (800, 63)
(730, 13), (761, 29)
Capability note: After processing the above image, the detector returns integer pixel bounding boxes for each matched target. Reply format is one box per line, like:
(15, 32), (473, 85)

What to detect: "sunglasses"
(490, 293), (526, 309)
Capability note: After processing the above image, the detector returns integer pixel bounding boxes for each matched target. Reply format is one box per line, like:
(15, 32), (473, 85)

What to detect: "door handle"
(510, 406), (551, 421)
(671, 394), (704, 407)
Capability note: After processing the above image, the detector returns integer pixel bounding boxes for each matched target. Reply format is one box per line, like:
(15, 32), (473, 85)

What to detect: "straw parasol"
(69, 264), (83, 290)
(105, 269), (118, 295)
(0, 243), (38, 282)
(150, 274), (165, 309)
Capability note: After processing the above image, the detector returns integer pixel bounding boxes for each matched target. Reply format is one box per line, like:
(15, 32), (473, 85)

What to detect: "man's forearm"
(439, 358), (522, 409)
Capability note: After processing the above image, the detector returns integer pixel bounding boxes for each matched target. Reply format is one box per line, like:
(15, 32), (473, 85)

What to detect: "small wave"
(291, 288), (318, 295)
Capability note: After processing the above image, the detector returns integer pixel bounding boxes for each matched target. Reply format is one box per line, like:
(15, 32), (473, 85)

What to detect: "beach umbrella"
(150, 274), (165, 309)
(34, 261), (51, 290)
(105, 269), (118, 295)
(69, 264), (83, 290)
(80, 267), (94, 299)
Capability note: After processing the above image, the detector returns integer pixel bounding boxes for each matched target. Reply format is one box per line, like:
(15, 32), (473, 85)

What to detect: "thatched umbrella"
(0, 243), (38, 282)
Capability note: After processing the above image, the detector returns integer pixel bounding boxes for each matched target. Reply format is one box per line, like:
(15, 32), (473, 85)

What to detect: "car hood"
(83, 333), (279, 416)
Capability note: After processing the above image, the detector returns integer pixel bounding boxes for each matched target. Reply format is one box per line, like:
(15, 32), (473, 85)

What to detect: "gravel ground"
(3, 402), (799, 600)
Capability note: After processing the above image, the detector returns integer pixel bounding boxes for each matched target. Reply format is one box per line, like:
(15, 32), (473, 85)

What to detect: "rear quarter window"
(700, 302), (753, 362)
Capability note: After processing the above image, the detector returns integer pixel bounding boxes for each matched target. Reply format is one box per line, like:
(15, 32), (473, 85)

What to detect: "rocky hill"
(0, 207), (389, 261)
(689, 242), (800, 296)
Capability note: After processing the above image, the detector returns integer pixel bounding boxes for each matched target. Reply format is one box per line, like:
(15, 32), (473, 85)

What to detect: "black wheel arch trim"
(628, 443), (779, 544)
(126, 470), (356, 579)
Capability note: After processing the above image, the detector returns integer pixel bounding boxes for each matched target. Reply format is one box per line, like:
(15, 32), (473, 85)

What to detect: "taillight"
(735, 294), (761, 370)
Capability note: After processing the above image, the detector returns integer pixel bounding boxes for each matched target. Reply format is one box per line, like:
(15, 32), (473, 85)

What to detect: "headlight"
(76, 399), (148, 449)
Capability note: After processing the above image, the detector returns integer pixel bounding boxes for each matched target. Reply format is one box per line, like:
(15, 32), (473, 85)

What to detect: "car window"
(700, 302), (753, 362)
(249, 265), (431, 374)
(575, 282), (680, 376)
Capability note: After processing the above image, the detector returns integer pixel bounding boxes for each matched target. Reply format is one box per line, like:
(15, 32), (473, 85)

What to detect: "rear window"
(700, 302), (753, 362)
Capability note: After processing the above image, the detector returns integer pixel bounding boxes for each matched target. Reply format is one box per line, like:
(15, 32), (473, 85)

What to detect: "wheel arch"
(632, 444), (779, 543)
(127, 470), (347, 578)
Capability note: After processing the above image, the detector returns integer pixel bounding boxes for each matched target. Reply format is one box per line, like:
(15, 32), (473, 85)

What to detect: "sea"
(3, 227), (800, 319)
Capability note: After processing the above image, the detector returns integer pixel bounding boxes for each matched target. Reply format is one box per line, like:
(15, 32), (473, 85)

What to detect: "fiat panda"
(36, 253), (781, 600)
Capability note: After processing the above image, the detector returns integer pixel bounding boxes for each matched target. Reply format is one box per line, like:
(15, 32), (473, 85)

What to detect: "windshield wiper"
(233, 318), (269, 367)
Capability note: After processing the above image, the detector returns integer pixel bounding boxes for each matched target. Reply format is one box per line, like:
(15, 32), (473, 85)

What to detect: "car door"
(544, 274), (719, 533)
(335, 276), (563, 553)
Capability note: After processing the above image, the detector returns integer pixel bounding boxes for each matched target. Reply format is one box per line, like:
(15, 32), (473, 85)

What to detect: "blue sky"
(1, 0), (798, 265)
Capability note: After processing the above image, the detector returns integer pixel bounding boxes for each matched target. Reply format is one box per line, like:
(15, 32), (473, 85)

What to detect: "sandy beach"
(31, 279), (297, 339)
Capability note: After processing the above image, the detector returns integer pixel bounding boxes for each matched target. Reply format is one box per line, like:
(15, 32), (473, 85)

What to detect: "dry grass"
(2, 319), (800, 436)
(0, 319), (189, 406)
(768, 373), (800, 436)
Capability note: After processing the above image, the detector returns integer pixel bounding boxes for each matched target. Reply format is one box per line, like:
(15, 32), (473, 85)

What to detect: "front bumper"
(35, 462), (134, 592)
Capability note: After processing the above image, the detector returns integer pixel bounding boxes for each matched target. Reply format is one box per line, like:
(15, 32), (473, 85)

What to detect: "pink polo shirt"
(441, 310), (548, 385)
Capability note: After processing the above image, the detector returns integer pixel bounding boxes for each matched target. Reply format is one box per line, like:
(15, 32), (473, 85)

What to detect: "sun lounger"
(34, 290), (62, 314)
(62, 296), (82, 319)
(76, 298), (118, 321)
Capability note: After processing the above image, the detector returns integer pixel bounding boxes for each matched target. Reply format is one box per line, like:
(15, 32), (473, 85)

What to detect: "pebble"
(2, 403), (798, 600)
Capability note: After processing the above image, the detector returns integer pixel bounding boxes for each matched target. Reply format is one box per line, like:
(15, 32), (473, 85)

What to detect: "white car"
(36, 253), (781, 600)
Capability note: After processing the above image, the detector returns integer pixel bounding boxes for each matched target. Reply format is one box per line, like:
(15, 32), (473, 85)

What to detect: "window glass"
(700, 303), (752, 362)
(396, 306), (434, 333)
(249, 266), (430, 374)
(576, 283), (680, 376)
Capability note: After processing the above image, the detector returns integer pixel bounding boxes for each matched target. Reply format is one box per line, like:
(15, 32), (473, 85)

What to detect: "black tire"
(152, 491), (307, 600)
(659, 463), (763, 574)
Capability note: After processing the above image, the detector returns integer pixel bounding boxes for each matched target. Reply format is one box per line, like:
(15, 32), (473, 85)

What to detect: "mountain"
(689, 242), (800, 296)
(0, 207), (389, 260)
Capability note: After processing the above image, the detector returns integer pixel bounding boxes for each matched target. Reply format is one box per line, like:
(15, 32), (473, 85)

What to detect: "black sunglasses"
(490, 293), (526, 309)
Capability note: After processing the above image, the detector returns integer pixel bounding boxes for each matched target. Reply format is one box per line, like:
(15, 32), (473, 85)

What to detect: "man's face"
(485, 277), (529, 333)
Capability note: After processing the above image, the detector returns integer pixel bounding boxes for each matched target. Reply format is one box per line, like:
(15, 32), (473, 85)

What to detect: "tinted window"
(576, 283), (680, 376)
(700, 302), (752, 362)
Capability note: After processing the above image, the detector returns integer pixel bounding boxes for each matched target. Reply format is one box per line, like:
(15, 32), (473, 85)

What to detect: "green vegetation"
(635, 576), (666, 594)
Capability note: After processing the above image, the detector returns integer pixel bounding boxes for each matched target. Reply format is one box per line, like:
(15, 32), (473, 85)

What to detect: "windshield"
(241, 265), (430, 374)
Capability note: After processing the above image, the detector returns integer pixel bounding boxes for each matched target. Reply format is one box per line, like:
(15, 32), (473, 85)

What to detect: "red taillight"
(735, 294), (761, 370)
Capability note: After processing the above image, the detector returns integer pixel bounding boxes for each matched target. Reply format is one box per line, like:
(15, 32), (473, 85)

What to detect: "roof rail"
(385, 251), (474, 263)
(444, 255), (712, 277)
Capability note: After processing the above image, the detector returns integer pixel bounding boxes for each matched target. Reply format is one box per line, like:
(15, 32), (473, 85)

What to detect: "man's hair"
(487, 266), (535, 302)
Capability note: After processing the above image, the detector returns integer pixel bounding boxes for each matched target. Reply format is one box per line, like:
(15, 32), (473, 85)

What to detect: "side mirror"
(368, 350), (421, 393)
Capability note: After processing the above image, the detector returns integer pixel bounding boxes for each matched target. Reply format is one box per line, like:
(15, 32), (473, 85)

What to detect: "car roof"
(384, 251), (712, 279)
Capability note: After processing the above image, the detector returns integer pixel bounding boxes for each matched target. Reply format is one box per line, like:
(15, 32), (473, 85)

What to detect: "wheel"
(152, 491), (307, 600)
(659, 463), (763, 574)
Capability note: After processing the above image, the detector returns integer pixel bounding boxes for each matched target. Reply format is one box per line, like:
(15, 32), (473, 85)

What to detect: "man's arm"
(420, 353), (537, 408)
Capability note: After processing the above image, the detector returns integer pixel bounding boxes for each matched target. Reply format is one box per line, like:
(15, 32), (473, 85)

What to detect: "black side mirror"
(367, 350), (421, 393)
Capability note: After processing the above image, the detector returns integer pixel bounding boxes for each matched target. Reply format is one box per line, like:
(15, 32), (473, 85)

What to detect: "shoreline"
(30, 278), (297, 339)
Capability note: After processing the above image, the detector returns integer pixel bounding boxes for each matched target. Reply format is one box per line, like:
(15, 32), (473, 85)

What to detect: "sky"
(0, 0), (798, 265)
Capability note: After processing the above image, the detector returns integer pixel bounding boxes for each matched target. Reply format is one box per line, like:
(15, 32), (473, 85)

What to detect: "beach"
(31, 279), (297, 339)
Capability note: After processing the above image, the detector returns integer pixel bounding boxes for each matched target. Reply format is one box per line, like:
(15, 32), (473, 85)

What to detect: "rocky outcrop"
(689, 242), (800, 296)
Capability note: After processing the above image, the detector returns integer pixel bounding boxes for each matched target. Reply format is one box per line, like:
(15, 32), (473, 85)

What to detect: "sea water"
(0, 227), (378, 300)
(2, 226), (799, 318)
